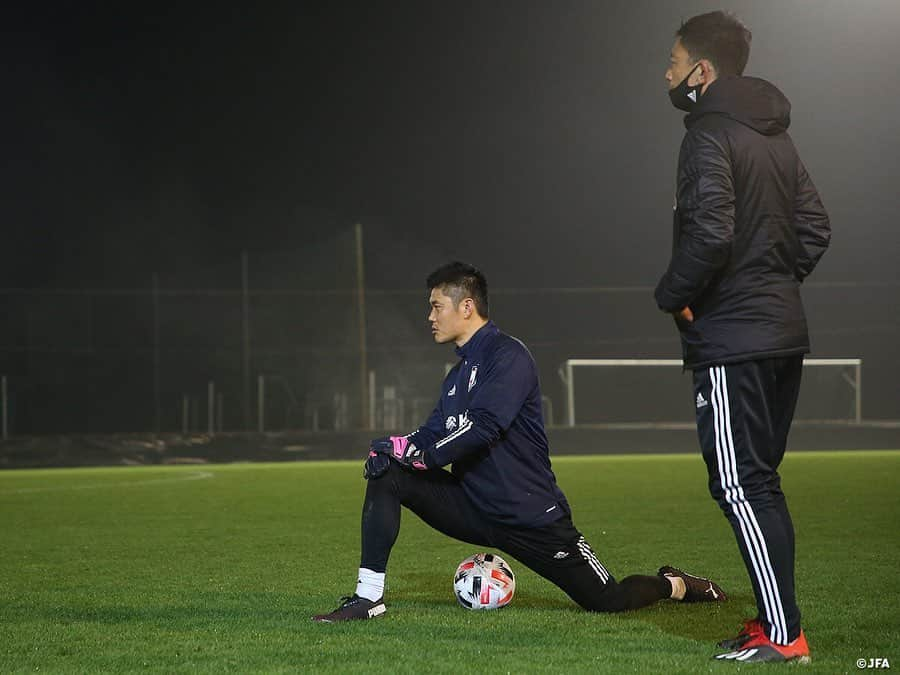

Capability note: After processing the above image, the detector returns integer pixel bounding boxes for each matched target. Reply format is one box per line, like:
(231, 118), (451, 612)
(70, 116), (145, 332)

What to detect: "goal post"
(560, 358), (862, 427)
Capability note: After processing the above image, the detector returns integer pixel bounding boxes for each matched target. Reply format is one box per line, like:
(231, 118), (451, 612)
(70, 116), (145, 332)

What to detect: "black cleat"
(312, 594), (387, 622)
(658, 565), (727, 603)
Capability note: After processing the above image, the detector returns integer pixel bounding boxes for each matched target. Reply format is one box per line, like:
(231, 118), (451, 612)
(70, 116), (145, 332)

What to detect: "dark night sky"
(5, 0), (900, 430)
(6, 0), (900, 291)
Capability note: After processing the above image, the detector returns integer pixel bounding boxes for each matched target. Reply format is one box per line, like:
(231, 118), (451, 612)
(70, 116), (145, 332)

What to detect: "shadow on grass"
(391, 565), (758, 630)
(395, 568), (580, 612)
(613, 591), (756, 642)
(386, 566), (755, 641)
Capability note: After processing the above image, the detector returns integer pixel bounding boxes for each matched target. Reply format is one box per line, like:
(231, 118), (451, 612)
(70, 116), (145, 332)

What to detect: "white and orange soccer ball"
(452, 553), (516, 610)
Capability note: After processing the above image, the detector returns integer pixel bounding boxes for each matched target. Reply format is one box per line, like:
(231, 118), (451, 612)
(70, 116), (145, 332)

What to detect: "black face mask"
(668, 63), (703, 112)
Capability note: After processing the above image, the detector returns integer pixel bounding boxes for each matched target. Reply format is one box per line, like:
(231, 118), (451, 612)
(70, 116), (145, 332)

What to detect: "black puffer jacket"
(655, 76), (831, 369)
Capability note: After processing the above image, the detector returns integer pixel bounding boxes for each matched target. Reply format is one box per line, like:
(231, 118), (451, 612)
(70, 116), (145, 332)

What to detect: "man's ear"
(461, 298), (474, 318)
(697, 59), (716, 84)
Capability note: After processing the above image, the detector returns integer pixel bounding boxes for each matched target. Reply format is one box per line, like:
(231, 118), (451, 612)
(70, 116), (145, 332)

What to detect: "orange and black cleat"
(714, 629), (811, 663)
(717, 617), (764, 650)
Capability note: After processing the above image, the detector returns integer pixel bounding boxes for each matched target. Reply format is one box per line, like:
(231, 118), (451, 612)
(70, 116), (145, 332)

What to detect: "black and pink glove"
(363, 448), (391, 480)
(371, 435), (430, 471)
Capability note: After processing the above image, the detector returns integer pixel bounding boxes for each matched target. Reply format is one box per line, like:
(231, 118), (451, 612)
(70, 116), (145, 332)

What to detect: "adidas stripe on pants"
(692, 356), (804, 645)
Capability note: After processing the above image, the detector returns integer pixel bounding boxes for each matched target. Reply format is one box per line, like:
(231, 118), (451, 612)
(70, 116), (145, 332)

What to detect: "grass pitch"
(1, 451), (898, 673)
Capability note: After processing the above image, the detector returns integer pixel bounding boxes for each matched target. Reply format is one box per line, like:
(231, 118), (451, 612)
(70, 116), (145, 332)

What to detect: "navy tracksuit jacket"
(407, 321), (569, 528)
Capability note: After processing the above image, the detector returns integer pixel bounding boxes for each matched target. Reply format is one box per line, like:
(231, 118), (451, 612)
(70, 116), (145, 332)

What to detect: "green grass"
(1, 451), (898, 673)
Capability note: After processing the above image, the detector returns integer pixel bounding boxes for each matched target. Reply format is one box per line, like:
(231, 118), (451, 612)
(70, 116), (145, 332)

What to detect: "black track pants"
(360, 462), (671, 612)
(693, 356), (803, 644)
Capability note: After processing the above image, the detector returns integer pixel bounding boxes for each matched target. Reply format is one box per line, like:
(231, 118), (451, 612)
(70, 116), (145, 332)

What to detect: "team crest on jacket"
(445, 416), (457, 431)
(468, 366), (478, 392)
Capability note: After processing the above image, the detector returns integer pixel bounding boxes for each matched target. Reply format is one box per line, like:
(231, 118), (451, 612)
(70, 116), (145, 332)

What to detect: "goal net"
(559, 358), (861, 427)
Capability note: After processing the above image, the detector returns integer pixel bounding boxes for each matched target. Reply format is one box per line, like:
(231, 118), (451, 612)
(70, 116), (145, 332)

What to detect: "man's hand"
(675, 306), (694, 323)
(371, 436), (429, 471)
(363, 450), (391, 480)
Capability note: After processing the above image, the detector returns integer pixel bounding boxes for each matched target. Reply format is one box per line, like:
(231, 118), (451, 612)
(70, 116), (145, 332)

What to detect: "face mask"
(668, 63), (703, 111)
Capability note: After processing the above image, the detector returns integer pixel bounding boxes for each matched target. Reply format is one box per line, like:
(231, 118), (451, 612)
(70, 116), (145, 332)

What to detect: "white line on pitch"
(0, 471), (215, 495)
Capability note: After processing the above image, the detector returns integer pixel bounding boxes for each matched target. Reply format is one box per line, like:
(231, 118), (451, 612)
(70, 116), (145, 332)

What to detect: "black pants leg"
(772, 357), (803, 593)
(693, 356), (803, 644)
(491, 515), (671, 612)
(360, 462), (670, 612)
(360, 462), (492, 573)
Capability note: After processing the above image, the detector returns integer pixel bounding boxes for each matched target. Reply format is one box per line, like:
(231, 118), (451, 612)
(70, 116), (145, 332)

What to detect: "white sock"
(355, 568), (385, 602)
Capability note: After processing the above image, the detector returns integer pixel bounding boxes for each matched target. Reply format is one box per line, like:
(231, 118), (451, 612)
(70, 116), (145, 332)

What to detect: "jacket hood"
(685, 76), (791, 135)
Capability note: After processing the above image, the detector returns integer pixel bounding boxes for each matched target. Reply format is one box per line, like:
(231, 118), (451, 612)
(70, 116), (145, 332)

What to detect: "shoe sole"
(714, 649), (811, 664)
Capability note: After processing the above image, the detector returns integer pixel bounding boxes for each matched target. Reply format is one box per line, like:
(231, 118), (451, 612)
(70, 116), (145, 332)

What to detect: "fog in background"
(3, 1), (898, 433)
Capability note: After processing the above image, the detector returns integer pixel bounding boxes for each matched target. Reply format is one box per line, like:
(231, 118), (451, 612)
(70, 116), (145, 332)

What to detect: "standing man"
(314, 261), (726, 621)
(655, 11), (830, 664)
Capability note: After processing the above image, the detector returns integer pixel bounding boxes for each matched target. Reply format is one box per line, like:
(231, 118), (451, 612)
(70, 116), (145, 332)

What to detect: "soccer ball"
(452, 553), (515, 610)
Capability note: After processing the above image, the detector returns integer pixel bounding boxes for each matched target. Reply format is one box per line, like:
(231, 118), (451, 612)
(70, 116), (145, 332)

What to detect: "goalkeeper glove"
(363, 450), (391, 480)
(371, 435), (430, 471)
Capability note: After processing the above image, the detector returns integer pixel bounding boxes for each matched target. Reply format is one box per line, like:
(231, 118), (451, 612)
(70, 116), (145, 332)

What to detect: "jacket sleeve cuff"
(654, 278), (684, 313)
(422, 446), (441, 469)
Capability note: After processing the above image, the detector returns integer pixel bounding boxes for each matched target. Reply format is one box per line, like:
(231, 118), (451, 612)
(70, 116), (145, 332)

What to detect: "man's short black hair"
(426, 261), (489, 318)
(677, 10), (752, 77)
